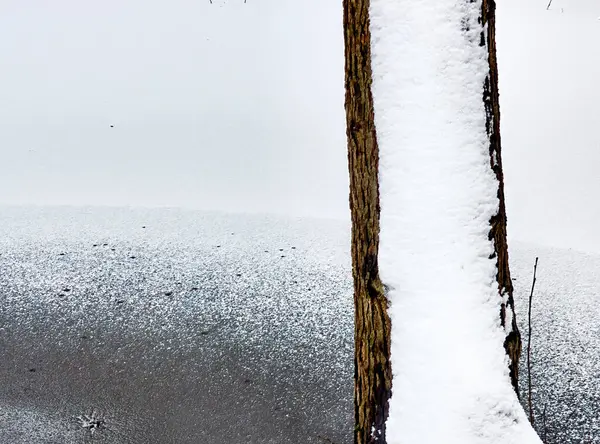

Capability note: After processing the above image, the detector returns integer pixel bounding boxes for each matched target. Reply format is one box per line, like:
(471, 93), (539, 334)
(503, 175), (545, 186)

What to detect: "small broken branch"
(546, 0), (553, 10)
(527, 257), (539, 426)
(317, 435), (338, 444)
(76, 410), (107, 436)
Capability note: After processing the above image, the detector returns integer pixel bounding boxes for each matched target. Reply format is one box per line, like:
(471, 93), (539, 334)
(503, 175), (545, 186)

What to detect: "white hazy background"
(0, 0), (347, 218)
(1, 0), (599, 253)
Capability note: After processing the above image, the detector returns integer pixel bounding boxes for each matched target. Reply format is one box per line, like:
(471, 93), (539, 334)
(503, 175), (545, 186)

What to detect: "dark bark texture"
(343, 1), (520, 441)
(343, 1), (392, 443)
(481, 0), (522, 396)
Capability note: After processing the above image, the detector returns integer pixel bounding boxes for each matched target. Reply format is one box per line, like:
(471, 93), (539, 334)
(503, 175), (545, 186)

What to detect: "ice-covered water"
(0, 206), (353, 443)
(0, 206), (597, 443)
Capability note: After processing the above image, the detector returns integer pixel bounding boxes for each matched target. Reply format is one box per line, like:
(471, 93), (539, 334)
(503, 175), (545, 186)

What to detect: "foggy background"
(1, 0), (598, 253)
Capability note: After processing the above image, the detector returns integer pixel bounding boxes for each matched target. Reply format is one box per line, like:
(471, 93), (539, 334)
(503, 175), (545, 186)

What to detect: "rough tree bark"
(343, 1), (392, 443)
(481, 0), (522, 396)
(344, 1), (521, 442)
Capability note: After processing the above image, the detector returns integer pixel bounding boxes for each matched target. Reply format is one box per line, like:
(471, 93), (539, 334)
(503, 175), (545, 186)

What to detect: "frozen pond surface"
(512, 245), (600, 444)
(0, 207), (597, 443)
(0, 207), (353, 444)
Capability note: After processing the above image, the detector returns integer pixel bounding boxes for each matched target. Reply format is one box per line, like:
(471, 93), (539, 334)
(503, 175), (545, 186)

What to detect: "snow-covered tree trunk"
(344, 0), (539, 442)
(481, 0), (522, 395)
(343, 1), (392, 443)
(366, 0), (542, 440)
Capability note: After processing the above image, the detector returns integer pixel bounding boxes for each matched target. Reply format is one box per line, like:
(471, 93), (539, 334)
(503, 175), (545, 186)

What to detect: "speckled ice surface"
(0, 206), (353, 444)
(0, 206), (597, 443)
(512, 244), (600, 444)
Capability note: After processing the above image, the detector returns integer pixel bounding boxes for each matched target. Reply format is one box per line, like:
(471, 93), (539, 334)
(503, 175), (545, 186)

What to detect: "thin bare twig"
(542, 403), (547, 443)
(546, 0), (553, 10)
(317, 435), (338, 444)
(527, 257), (539, 426)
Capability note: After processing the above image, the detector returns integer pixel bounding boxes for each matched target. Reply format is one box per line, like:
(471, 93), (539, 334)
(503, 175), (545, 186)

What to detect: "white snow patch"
(369, 1), (541, 442)
(76, 411), (106, 435)
(503, 290), (514, 335)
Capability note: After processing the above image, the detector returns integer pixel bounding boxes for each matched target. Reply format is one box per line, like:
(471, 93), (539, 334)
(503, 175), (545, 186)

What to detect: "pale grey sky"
(0, 0), (347, 218)
(1, 0), (599, 253)
(497, 0), (600, 254)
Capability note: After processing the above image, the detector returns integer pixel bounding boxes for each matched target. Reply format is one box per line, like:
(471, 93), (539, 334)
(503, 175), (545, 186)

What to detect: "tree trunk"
(343, 0), (521, 440)
(481, 0), (522, 396)
(343, 1), (392, 443)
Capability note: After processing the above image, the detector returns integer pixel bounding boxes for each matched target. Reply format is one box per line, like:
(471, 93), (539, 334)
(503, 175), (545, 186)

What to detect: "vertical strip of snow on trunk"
(370, 1), (541, 443)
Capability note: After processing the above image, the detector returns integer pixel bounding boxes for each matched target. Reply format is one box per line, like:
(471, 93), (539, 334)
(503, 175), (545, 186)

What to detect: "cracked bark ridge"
(343, 1), (392, 443)
(481, 0), (522, 396)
